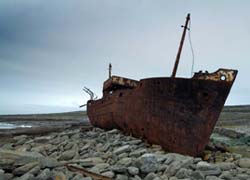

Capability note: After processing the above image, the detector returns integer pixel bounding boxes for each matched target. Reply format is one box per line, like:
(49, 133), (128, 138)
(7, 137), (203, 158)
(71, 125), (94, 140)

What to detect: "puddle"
(0, 122), (32, 129)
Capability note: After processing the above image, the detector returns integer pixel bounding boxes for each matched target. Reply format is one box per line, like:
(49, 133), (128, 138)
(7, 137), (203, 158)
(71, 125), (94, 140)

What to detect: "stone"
(13, 162), (39, 176)
(193, 158), (202, 164)
(236, 173), (250, 180)
(160, 175), (168, 180)
(158, 164), (168, 172)
(129, 149), (147, 158)
(131, 175), (142, 180)
(118, 153), (128, 159)
(110, 165), (127, 173)
(206, 176), (222, 180)
(129, 140), (142, 145)
(34, 136), (52, 143)
(113, 145), (130, 155)
(201, 168), (222, 176)
(101, 171), (115, 178)
(196, 161), (212, 170)
(238, 158), (250, 168)
(165, 153), (191, 164)
(117, 157), (132, 167)
(164, 158), (193, 177)
(169, 177), (178, 180)
(190, 171), (205, 180)
(0, 169), (4, 180)
(73, 157), (104, 167)
(64, 142), (75, 150)
(92, 163), (109, 173)
(152, 177), (162, 180)
(58, 150), (75, 161)
(196, 161), (222, 176)
(31, 145), (46, 154)
(216, 162), (236, 171)
(0, 158), (15, 170)
(0, 149), (44, 166)
(175, 168), (191, 179)
(156, 154), (168, 163)
(219, 171), (233, 180)
(36, 168), (52, 180)
(71, 174), (84, 180)
(100, 143), (111, 152)
(16, 173), (35, 180)
(82, 177), (93, 180)
(28, 165), (41, 175)
(0, 143), (13, 150)
(233, 153), (242, 160)
(53, 172), (67, 180)
(136, 153), (158, 173)
(127, 166), (139, 175)
(17, 144), (32, 152)
(39, 157), (60, 168)
(89, 166), (100, 174)
(14, 135), (28, 145)
(107, 129), (119, 134)
(144, 172), (157, 180)
(116, 174), (129, 180)
(3, 173), (13, 180)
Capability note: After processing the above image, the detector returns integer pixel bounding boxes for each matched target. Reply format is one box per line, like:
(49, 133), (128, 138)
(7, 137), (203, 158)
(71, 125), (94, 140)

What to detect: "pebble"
(190, 171), (205, 180)
(101, 171), (115, 178)
(144, 172), (157, 180)
(36, 168), (52, 180)
(113, 145), (131, 155)
(127, 166), (139, 175)
(175, 168), (191, 179)
(13, 162), (38, 176)
(58, 149), (75, 161)
(116, 174), (129, 180)
(216, 162), (236, 171)
(82, 177), (92, 180)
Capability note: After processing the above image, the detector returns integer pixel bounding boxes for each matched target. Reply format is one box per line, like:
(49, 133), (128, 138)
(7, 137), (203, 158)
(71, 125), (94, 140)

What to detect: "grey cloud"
(0, 0), (250, 114)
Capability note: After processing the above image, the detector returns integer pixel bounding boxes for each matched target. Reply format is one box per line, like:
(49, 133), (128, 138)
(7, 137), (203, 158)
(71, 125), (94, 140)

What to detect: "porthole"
(220, 75), (226, 81)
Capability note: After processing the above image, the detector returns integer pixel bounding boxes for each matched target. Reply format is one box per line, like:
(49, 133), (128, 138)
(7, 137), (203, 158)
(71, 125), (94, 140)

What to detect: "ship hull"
(87, 70), (237, 156)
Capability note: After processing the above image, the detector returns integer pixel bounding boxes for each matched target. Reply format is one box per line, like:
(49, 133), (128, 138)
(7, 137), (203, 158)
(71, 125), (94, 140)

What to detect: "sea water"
(0, 122), (32, 129)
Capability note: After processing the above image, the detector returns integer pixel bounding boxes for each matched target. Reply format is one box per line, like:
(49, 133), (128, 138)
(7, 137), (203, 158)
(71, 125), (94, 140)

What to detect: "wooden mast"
(171, 13), (190, 78)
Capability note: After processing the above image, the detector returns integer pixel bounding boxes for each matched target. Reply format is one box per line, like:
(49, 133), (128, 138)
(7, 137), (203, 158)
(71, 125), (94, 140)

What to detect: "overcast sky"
(0, 1), (249, 114)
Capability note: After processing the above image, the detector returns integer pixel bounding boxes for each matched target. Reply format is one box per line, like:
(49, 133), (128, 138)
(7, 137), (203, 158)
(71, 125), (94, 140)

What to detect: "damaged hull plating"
(87, 69), (237, 156)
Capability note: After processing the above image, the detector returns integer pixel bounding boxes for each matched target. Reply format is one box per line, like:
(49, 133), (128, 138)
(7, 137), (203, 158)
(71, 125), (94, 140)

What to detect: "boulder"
(238, 158), (250, 168)
(136, 154), (158, 173)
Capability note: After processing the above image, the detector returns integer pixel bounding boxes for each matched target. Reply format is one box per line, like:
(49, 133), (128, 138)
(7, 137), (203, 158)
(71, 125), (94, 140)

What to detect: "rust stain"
(193, 69), (237, 82)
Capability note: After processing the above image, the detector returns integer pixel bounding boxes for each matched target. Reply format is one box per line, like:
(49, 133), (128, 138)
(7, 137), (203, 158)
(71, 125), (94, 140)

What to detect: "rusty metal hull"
(87, 69), (237, 156)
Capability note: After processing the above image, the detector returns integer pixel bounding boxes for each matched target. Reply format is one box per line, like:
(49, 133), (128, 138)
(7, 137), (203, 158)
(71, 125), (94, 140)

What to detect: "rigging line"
(188, 18), (195, 77)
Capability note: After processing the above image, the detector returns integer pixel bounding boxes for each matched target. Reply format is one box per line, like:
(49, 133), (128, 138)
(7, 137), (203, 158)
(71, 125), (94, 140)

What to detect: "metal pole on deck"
(109, 63), (112, 78)
(171, 13), (190, 78)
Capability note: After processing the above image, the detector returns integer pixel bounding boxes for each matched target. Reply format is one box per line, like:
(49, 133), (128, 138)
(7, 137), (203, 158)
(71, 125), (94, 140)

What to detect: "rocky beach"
(0, 125), (249, 180)
(0, 107), (250, 180)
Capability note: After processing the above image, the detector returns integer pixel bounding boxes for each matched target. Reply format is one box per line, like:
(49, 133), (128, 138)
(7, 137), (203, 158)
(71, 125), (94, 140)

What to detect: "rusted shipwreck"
(86, 14), (238, 156)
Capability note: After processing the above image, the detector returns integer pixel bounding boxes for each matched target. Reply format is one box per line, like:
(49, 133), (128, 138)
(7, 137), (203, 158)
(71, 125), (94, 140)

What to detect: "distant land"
(0, 111), (87, 122)
(0, 105), (250, 127)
